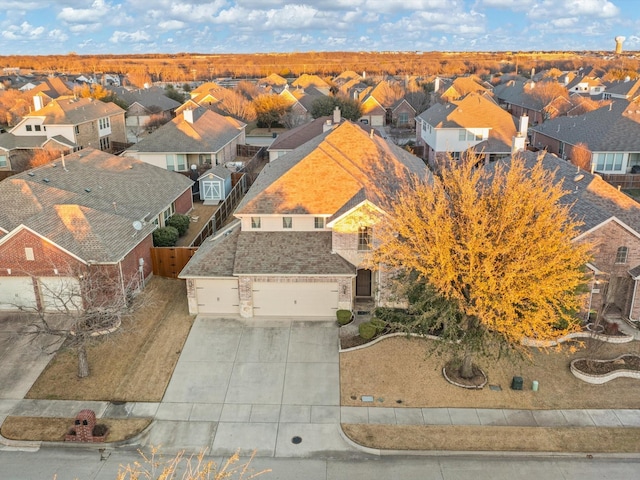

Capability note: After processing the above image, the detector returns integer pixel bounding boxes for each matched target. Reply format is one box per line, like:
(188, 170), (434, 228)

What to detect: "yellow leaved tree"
(371, 153), (592, 379)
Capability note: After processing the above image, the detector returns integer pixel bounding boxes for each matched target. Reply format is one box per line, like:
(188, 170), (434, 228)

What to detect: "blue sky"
(1, 0), (638, 55)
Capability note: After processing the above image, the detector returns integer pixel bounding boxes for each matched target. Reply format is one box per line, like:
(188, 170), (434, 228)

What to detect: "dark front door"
(356, 269), (372, 297)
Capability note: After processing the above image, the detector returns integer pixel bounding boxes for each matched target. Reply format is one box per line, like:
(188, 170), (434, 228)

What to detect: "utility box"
(511, 376), (523, 390)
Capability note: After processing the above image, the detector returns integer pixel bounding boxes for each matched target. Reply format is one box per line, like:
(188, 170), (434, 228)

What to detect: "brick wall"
(174, 187), (194, 215)
(119, 233), (154, 284)
(109, 113), (127, 144)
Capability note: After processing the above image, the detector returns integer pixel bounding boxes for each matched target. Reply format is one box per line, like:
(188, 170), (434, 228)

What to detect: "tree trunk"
(460, 353), (474, 379)
(77, 344), (90, 378)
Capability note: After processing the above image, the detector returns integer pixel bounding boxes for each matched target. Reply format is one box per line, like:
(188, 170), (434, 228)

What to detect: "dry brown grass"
(1, 416), (152, 443)
(340, 336), (640, 409)
(341, 336), (640, 452)
(342, 424), (640, 453)
(26, 277), (194, 402)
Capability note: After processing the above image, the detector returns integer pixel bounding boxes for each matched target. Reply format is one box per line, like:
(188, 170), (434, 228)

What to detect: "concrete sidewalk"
(3, 315), (640, 458)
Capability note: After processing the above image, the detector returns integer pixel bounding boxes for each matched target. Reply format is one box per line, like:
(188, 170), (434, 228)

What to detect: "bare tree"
(18, 265), (144, 378)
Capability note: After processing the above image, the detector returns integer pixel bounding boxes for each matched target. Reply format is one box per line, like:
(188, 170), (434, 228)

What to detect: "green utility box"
(511, 376), (523, 390)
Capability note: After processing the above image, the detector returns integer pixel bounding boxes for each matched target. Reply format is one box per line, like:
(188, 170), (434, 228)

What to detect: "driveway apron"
(145, 317), (353, 457)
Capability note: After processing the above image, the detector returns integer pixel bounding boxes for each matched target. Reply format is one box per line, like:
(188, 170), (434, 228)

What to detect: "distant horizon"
(0, 0), (638, 56)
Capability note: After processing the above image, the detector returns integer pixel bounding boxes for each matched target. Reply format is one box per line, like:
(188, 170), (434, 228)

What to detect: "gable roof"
(503, 150), (640, 236)
(128, 107), (246, 154)
(29, 76), (72, 100)
(418, 93), (518, 151)
(0, 148), (192, 263)
(116, 86), (181, 112)
(531, 99), (640, 152)
(236, 121), (427, 216)
(258, 73), (288, 87)
(268, 116), (338, 152)
(291, 74), (329, 90)
(22, 97), (124, 125)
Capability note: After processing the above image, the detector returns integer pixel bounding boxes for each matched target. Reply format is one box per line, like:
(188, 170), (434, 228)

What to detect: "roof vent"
(27, 172), (35, 177)
(84, 187), (91, 193)
(574, 174), (584, 183)
(42, 178), (50, 183)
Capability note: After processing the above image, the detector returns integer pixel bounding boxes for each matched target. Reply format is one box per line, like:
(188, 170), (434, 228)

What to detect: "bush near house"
(153, 226), (179, 247)
(359, 321), (378, 340)
(166, 214), (190, 236)
(336, 309), (353, 325)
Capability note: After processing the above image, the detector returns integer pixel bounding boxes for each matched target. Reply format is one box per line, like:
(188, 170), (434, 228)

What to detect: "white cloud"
(48, 29), (69, 42)
(158, 20), (186, 31)
(58, 0), (111, 23)
(110, 30), (152, 43)
(529, 0), (619, 20)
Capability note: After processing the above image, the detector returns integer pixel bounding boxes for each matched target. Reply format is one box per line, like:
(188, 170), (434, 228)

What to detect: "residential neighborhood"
(1, 53), (640, 476)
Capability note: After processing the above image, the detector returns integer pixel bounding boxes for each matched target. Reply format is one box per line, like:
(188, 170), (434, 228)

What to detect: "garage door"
(253, 282), (338, 317)
(0, 277), (37, 310)
(195, 278), (239, 314)
(38, 277), (81, 312)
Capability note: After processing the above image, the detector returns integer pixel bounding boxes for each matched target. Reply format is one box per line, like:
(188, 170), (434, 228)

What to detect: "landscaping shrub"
(359, 321), (378, 340)
(153, 226), (179, 247)
(370, 317), (386, 333)
(336, 309), (353, 325)
(166, 214), (190, 236)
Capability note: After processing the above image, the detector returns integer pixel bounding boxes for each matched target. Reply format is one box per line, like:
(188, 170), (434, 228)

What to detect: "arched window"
(615, 246), (628, 264)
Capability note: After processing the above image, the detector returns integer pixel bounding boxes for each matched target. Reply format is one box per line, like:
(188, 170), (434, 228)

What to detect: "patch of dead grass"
(26, 277), (194, 402)
(340, 336), (640, 409)
(342, 424), (640, 453)
(1, 416), (152, 443)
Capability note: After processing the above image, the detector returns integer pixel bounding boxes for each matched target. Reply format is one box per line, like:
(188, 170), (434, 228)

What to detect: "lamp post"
(587, 278), (600, 323)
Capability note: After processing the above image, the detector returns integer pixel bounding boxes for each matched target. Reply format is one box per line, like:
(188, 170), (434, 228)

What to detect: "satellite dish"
(132, 220), (143, 231)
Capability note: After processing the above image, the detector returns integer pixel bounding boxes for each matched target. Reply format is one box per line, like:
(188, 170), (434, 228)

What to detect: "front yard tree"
(252, 94), (291, 131)
(372, 153), (592, 379)
(21, 266), (142, 378)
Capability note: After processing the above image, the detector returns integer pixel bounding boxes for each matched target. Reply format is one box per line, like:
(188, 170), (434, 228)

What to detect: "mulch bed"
(443, 361), (487, 388)
(573, 355), (640, 375)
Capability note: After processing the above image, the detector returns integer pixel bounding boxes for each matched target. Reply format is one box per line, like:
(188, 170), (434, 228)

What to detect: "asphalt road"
(1, 446), (640, 480)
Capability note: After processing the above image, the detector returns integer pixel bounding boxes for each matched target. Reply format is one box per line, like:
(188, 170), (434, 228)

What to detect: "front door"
(202, 180), (221, 201)
(356, 269), (372, 297)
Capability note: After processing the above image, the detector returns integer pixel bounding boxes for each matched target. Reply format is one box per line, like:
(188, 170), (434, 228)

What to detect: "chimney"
(323, 119), (333, 133)
(33, 95), (43, 111)
(183, 108), (194, 124)
(434, 77), (440, 93)
(511, 133), (526, 154)
(333, 106), (341, 124)
(518, 115), (529, 136)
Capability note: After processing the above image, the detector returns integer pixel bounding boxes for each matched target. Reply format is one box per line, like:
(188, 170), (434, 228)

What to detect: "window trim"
(615, 246), (628, 264)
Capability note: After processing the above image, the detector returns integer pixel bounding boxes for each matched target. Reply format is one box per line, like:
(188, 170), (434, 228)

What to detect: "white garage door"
(253, 282), (338, 317)
(0, 277), (37, 310)
(195, 278), (239, 314)
(38, 277), (82, 312)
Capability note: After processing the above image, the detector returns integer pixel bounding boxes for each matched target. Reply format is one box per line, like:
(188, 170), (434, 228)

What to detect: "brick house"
(0, 148), (193, 311)
(530, 99), (640, 174)
(180, 121), (427, 318)
(10, 97), (126, 153)
(514, 150), (640, 322)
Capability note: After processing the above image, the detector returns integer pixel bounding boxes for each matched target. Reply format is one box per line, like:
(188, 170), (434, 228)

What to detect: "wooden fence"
(600, 173), (640, 190)
(150, 247), (198, 278)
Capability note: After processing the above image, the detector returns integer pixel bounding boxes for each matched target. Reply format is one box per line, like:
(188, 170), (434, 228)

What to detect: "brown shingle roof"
(25, 97), (124, 125)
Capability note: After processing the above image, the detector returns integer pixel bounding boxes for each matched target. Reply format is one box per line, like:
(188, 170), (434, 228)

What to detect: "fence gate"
(150, 247), (198, 278)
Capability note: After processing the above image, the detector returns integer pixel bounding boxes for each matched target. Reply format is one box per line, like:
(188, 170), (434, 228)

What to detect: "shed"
(198, 164), (232, 204)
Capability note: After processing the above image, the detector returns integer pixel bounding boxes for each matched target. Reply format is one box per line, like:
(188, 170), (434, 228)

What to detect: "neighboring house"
(390, 98), (417, 128)
(10, 97), (126, 153)
(0, 148), (193, 311)
(509, 150), (640, 322)
(494, 79), (572, 125)
(416, 92), (519, 166)
(257, 73), (289, 91)
(28, 77), (73, 108)
(179, 121), (427, 318)
(291, 74), (331, 95)
(566, 75), (605, 97)
(530, 99), (640, 174)
(333, 70), (362, 86)
(0, 133), (73, 171)
(358, 87), (387, 126)
(111, 86), (181, 143)
(279, 86), (326, 127)
(123, 107), (246, 172)
(197, 164), (233, 203)
(438, 76), (491, 102)
(602, 78), (640, 101)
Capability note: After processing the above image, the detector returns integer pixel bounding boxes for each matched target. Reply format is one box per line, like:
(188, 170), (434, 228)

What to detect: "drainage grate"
(291, 436), (302, 444)
(356, 311), (370, 315)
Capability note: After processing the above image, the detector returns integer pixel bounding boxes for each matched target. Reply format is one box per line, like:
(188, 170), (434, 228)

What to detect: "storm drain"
(291, 436), (302, 444)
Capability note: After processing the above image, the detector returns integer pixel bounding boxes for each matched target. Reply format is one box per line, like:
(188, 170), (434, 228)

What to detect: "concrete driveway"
(143, 316), (355, 457)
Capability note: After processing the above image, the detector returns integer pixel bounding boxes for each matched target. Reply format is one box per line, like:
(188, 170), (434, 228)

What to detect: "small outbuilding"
(197, 164), (232, 204)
